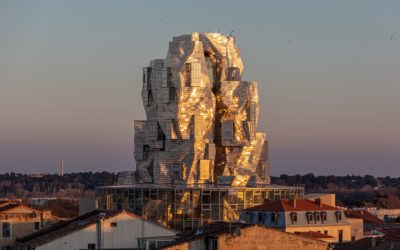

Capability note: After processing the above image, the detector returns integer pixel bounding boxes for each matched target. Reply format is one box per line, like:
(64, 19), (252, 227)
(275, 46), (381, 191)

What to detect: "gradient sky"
(1, 0), (399, 176)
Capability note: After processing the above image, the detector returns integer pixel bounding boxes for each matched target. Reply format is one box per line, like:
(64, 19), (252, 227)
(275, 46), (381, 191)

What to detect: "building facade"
(240, 199), (352, 243)
(0, 202), (56, 250)
(18, 210), (178, 250)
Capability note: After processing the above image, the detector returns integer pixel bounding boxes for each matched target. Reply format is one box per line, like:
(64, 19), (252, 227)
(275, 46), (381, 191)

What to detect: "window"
(34, 222), (40, 230)
(258, 212), (263, 224)
(110, 222), (117, 227)
(314, 212), (321, 222)
(321, 212), (327, 222)
(88, 243), (96, 249)
(271, 213), (278, 224)
(335, 211), (342, 221)
(338, 230), (343, 243)
(306, 212), (313, 223)
(2, 222), (11, 238)
(290, 212), (297, 224)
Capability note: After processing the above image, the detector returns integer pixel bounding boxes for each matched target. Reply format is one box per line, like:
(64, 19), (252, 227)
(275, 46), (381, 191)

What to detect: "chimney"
(97, 212), (106, 249)
(290, 199), (297, 208)
(315, 198), (323, 207)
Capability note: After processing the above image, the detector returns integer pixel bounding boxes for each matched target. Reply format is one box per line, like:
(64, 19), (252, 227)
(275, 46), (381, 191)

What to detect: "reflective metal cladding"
(133, 32), (270, 187)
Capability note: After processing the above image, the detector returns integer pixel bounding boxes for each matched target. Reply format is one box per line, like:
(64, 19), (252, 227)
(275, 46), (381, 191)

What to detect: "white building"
(18, 210), (178, 250)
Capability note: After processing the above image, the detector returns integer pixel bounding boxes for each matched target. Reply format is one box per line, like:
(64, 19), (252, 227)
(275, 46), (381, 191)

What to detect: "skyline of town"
(1, 1), (399, 176)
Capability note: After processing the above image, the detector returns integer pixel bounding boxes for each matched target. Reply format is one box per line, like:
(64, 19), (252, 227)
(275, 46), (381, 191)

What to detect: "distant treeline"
(1, 172), (400, 208)
(0, 172), (117, 198)
(272, 174), (400, 208)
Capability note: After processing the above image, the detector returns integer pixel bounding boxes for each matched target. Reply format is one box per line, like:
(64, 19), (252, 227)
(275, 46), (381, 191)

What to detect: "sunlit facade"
(97, 184), (303, 231)
(96, 33), (304, 231)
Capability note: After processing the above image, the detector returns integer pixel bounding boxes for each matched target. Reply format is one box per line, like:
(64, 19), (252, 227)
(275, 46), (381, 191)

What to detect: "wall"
(305, 194), (336, 207)
(0, 207), (55, 249)
(346, 218), (363, 241)
(219, 226), (328, 250)
(370, 208), (400, 220)
(37, 212), (176, 250)
(162, 226), (329, 250)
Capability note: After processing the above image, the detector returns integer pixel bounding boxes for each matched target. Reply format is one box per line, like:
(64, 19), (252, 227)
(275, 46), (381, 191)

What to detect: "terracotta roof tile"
(0, 204), (20, 212)
(344, 210), (384, 224)
(244, 199), (340, 212)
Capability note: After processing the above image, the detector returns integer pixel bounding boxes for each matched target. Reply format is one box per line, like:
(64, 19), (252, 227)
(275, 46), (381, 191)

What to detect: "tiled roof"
(244, 199), (340, 212)
(17, 209), (132, 248)
(295, 231), (334, 239)
(0, 203), (43, 214)
(344, 210), (384, 224)
(0, 204), (20, 212)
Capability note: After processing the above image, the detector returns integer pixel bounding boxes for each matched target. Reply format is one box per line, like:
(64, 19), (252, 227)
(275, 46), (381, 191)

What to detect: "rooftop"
(0, 203), (44, 214)
(243, 199), (341, 212)
(17, 209), (129, 248)
(344, 210), (384, 224)
(96, 183), (304, 190)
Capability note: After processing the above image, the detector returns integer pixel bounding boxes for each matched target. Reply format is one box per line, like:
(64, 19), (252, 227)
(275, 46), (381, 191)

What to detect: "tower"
(60, 160), (64, 176)
(96, 33), (303, 231)
(133, 33), (270, 187)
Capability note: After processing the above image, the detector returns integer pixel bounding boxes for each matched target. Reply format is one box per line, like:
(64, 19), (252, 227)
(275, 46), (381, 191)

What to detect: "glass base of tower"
(96, 184), (303, 232)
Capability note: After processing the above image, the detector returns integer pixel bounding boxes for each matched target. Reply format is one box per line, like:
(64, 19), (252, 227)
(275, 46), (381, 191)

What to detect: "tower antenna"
(60, 160), (64, 176)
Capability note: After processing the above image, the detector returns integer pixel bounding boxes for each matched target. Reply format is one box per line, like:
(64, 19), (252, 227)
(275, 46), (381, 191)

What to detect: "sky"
(0, 0), (399, 176)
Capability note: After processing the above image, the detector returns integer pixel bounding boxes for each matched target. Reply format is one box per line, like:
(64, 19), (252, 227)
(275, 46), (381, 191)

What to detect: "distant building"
(369, 208), (400, 222)
(335, 228), (400, 250)
(344, 210), (384, 239)
(78, 197), (98, 215)
(17, 209), (178, 250)
(27, 197), (77, 207)
(161, 221), (330, 250)
(240, 199), (352, 243)
(305, 193), (336, 207)
(0, 202), (56, 250)
(344, 215), (364, 241)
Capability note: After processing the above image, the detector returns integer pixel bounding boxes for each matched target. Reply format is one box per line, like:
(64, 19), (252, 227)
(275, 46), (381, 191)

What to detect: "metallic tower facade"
(134, 32), (270, 187)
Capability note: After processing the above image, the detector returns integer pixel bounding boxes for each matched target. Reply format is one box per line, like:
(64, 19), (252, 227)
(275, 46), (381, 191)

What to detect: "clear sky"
(1, 0), (399, 176)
